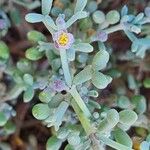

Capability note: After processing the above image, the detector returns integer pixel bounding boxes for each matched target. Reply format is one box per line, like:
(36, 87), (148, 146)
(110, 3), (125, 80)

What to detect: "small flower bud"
(97, 31), (108, 42)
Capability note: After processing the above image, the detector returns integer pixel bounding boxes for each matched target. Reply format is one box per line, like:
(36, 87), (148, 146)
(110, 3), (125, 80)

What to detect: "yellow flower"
(53, 30), (74, 49)
(58, 33), (69, 46)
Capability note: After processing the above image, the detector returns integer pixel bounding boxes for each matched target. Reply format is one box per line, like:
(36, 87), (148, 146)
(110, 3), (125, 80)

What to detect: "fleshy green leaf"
(121, 5), (128, 17)
(98, 109), (119, 133)
(107, 109), (119, 126)
(88, 100), (101, 109)
(25, 47), (43, 61)
(113, 128), (133, 147)
(106, 10), (120, 25)
(27, 30), (46, 42)
(46, 136), (62, 150)
(131, 95), (146, 114)
(74, 0), (87, 13)
(127, 74), (137, 90)
(0, 41), (9, 60)
(42, 0), (53, 15)
(44, 15), (57, 30)
(117, 96), (131, 109)
(39, 90), (54, 103)
(65, 144), (74, 150)
(88, 90), (99, 98)
(23, 74), (33, 85)
(73, 43), (93, 53)
(17, 59), (32, 73)
(67, 133), (81, 146)
(143, 78), (150, 88)
(119, 110), (138, 126)
(48, 94), (64, 108)
(25, 13), (43, 23)
(53, 101), (69, 131)
(32, 103), (50, 120)
(92, 10), (105, 24)
(92, 49), (109, 71)
(57, 128), (70, 140)
(23, 87), (35, 103)
(73, 65), (92, 85)
(0, 112), (7, 126)
(66, 11), (88, 28)
(86, 1), (97, 13)
(67, 48), (75, 61)
(92, 72), (112, 89)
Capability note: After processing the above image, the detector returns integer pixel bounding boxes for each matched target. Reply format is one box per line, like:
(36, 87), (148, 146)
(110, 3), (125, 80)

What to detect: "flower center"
(58, 33), (69, 46)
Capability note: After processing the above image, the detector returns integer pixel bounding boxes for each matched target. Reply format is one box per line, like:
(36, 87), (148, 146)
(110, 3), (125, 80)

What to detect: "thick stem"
(43, 20), (55, 35)
(71, 99), (94, 135)
(99, 136), (133, 150)
(69, 85), (91, 118)
(104, 24), (123, 34)
(90, 133), (103, 150)
(59, 49), (72, 87)
(59, 49), (93, 134)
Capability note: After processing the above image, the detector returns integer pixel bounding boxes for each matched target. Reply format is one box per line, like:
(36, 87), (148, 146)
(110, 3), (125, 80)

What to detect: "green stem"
(59, 48), (93, 134)
(59, 49), (72, 87)
(104, 24), (123, 34)
(69, 85), (91, 118)
(99, 136), (133, 150)
(71, 99), (94, 135)
(43, 19), (55, 35)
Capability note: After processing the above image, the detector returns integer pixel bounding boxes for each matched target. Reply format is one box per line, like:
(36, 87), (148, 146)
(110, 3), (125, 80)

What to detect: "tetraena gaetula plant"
(1, 0), (150, 149)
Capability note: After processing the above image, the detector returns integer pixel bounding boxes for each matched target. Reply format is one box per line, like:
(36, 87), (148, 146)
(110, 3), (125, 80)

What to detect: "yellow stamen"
(58, 33), (69, 46)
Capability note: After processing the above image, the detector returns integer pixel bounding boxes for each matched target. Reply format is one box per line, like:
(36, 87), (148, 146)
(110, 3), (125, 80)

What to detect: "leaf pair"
(73, 48), (112, 89)
(32, 101), (69, 131)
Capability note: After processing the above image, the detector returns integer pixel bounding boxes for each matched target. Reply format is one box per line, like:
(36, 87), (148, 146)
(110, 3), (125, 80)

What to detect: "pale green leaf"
(0, 112), (7, 126)
(114, 128), (133, 147)
(73, 43), (93, 53)
(44, 15), (57, 30)
(131, 95), (146, 114)
(107, 109), (119, 124)
(27, 30), (46, 42)
(117, 96), (131, 109)
(42, 0), (53, 15)
(25, 13), (43, 23)
(67, 133), (81, 146)
(46, 136), (62, 150)
(53, 101), (69, 131)
(66, 11), (88, 28)
(92, 72), (112, 89)
(67, 48), (75, 61)
(23, 74), (33, 85)
(23, 87), (34, 103)
(0, 41), (9, 60)
(74, 0), (87, 13)
(32, 103), (50, 120)
(98, 109), (119, 133)
(39, 90), (54, 103)
(73, 65), (92, 85)
(57, 128), (70, 139)
(119, 110), (138, 126)
(92, 49), (109, 71)
(25, 47), (43, 61)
